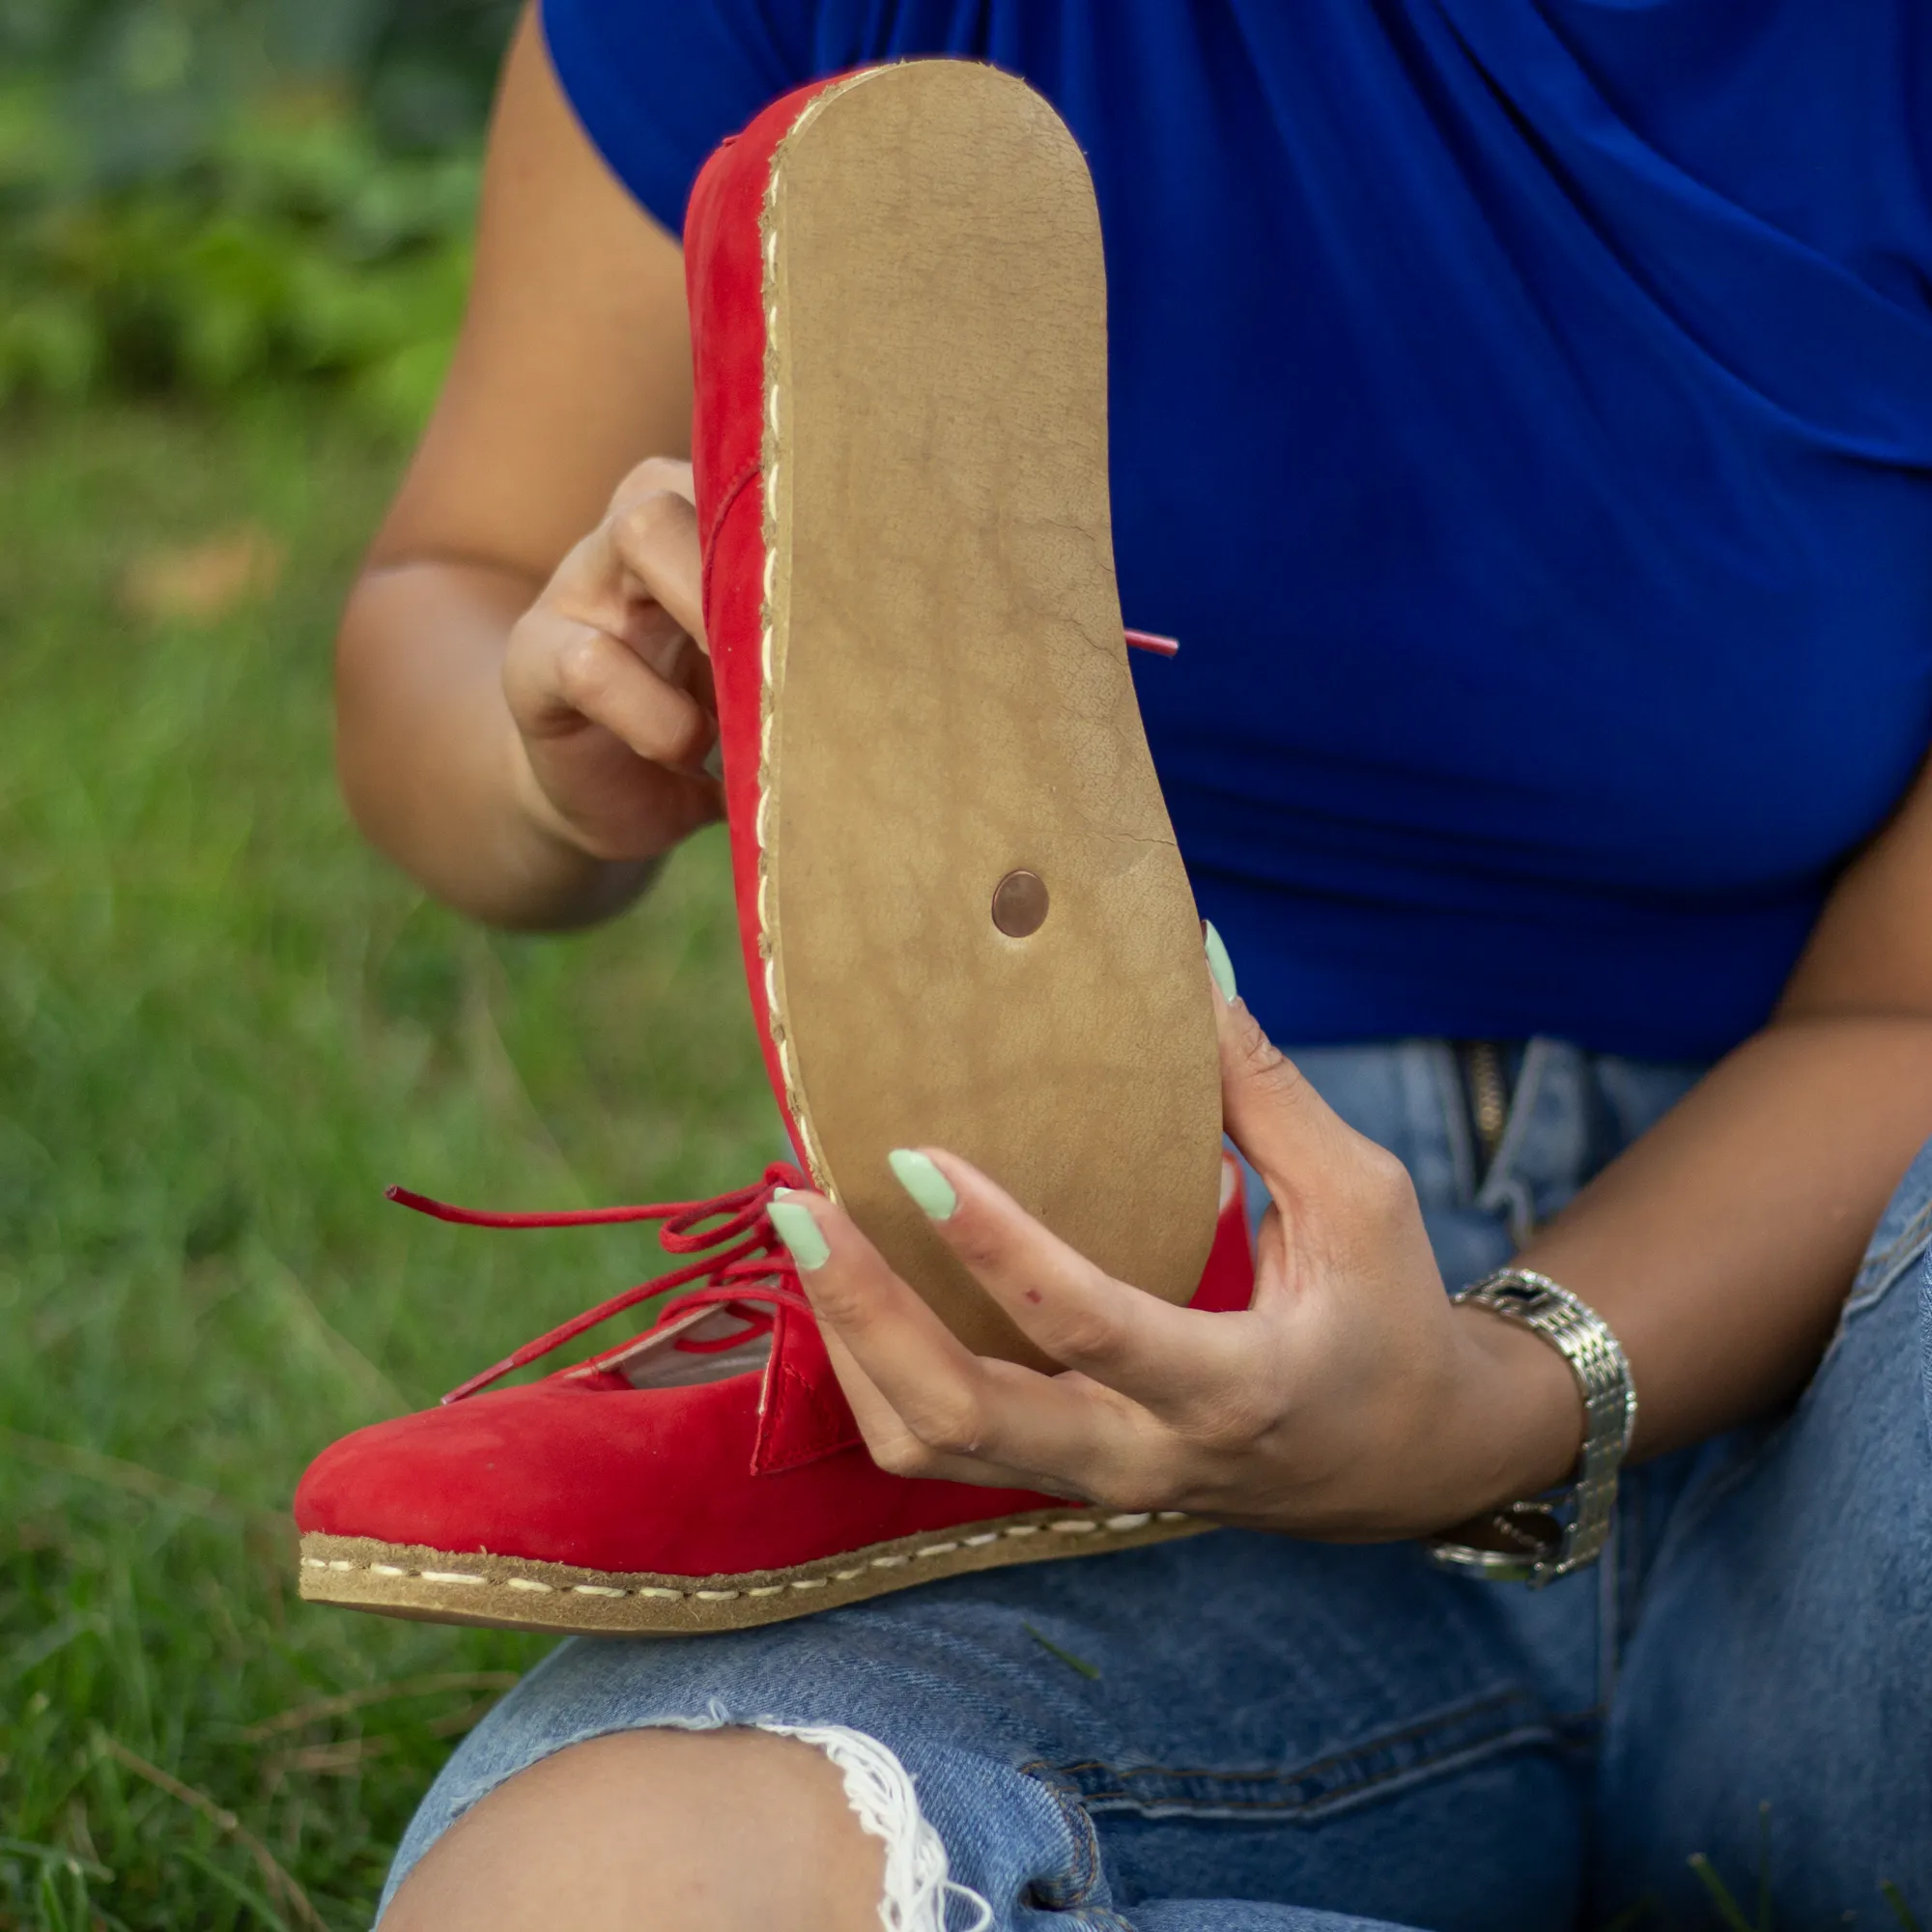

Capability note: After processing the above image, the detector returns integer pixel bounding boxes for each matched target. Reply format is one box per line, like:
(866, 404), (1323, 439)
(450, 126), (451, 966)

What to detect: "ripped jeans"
(377, 1039), (1932, 1929)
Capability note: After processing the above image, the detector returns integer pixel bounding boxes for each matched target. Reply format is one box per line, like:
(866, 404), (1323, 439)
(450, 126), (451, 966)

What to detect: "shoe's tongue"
(565, 1300), (866, 1470)
(577, 1305), (773, 1390)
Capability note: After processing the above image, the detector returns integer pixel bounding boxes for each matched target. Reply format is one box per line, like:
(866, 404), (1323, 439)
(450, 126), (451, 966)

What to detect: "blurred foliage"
(0, 0), (520, 429)
(0, 400), (774, 1930)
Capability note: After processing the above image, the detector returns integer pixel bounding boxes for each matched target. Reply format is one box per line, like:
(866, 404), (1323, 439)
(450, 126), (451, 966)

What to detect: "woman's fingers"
(491, 454), (724, 867)
(526, 616), (715, 771)
(762, 936), (1475, 1540)
(508, 718), (719, 863)
(773, 1190), (1168, 1500)
(1211, 980), (1335, 1195)
(883, 1150), (1254, 1422)
(813, 1322), (1088, 1495)
(606, 473), (705, 648)
(1208, 956), (1425, 1298)
(502, 467), (716, 835)
(1211, 972), (1426, 1304)
(507, 457), (709, 757)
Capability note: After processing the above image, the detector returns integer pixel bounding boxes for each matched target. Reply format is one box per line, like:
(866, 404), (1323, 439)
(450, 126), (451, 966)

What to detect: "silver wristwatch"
(1428, 1268), (1636, 1589)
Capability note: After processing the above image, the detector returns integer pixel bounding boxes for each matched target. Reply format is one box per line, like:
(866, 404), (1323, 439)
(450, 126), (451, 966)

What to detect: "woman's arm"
(761, 753), (1932, 1539)
(1511, 744), (1932, 1468)
(335, 10), (714, 928)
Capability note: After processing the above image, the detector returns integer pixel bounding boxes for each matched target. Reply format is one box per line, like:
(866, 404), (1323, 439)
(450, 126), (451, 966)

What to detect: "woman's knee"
(381, 1726), (885, 1932)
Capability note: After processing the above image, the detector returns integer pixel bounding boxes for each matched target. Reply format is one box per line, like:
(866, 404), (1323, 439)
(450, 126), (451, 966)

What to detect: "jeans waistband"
(1279, 1037), (1708, 1278)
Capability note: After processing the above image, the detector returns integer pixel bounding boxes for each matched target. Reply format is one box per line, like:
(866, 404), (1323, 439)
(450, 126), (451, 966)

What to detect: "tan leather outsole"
(759, 61), (1223, 1364)
(298, 1508), (1206, 1636)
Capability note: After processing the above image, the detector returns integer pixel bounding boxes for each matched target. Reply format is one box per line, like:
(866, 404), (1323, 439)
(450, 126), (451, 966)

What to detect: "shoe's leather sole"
(759, 62), (1223, 1363)
(298, 1507), (1207, 1635)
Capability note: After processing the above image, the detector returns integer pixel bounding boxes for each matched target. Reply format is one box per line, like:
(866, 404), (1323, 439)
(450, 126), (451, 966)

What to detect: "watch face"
(1473, 1277), (1556, 1322)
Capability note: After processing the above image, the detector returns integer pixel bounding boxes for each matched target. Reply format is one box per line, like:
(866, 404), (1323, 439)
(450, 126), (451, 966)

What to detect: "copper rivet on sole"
(991, 869), (1049, 938)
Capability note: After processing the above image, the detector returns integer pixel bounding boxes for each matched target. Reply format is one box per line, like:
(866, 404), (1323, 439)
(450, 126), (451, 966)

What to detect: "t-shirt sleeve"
(539, 0), (817, 236)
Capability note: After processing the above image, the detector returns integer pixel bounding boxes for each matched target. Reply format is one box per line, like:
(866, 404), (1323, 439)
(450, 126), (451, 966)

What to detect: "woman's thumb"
(1204, 923), (1340, 1188)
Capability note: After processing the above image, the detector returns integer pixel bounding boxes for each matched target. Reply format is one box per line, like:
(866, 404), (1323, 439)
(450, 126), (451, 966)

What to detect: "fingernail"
(888, 1148), (958, 1222)
(1204, 922), (1238, 1004)
(769, 1191), (830, 1270)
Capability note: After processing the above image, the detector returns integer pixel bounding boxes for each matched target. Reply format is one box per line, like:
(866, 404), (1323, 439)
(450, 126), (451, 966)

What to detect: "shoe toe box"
(294, 1373), (762, 1571)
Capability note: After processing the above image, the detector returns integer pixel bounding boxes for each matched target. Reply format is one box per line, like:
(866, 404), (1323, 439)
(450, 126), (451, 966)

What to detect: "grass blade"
(3, 1426), (251, 1521)
(1601, 1898), (1659, 1932)
(1689, 1854), (1758, 1932)
(238, 1669), (520, 1741)
(1883, 1881), (1924, 1932)
(1022, 1621), (1101, 1681)
(97, 1733), (327, 1930)
(179, 1842), (295, 1932)
(0, 1835), (113, 1883)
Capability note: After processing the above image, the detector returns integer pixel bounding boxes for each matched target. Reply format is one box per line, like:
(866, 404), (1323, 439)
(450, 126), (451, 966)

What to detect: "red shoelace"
(387, 1162), (812, 1405)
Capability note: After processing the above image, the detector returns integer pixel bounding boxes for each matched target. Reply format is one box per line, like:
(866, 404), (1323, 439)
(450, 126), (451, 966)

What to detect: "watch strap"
(1427, 1268), (1636, 1588)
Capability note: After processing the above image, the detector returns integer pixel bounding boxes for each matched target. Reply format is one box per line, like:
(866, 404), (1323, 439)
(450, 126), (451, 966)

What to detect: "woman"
(336, 5), (1932, 1927)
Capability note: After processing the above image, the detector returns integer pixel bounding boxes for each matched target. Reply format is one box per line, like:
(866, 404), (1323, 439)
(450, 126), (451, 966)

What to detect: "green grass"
(1, 400), (1919, 1932)
(0, 399), (777, 1929)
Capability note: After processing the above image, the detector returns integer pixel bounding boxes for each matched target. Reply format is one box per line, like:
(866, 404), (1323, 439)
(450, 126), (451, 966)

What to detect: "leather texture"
(293, 1165), (1255, 1579)
(689, 61), (1224, 1363)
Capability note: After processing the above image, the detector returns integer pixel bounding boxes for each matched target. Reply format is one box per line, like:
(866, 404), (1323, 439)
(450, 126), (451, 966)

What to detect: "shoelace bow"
(387, 1162), (812, 1405)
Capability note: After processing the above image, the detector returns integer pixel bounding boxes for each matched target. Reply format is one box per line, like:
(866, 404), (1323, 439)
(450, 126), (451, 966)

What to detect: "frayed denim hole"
(754, 1719), (992, 1932)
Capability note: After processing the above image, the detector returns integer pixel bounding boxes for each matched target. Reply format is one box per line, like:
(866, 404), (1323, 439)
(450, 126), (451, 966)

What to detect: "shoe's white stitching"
(756, 110), (828, 1188)
(301, 1510), (1193, 1604)
(752, 79), (883, 1196)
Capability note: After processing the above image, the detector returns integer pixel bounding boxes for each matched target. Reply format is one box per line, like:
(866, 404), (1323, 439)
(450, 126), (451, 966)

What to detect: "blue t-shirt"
(543, 0), (1932, 1060)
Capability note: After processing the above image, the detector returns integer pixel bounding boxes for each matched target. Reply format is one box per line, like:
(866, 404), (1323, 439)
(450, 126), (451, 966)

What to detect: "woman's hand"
(772, 982), (1586, 1540)
(501, 457), (723, 865)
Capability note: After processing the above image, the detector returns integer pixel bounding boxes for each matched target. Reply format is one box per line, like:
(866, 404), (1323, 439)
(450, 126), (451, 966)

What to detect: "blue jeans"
(380, 1039), (1932, 1929)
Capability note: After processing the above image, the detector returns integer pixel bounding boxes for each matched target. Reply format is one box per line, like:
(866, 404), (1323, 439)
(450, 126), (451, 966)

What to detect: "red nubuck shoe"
(296, 61), (1247, 1634)
(297, 1158), (1251, 1634)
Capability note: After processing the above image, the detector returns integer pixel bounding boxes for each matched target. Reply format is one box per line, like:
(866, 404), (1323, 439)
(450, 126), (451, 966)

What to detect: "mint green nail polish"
(769, 1193), (830, 1271)
(1204, 921), (1238, 1004)
(889, 1148), (958, 1222)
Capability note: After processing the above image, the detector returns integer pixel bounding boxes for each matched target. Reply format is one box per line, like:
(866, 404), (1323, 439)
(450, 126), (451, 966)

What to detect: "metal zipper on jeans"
(1461, 1039), (1510, 1173)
